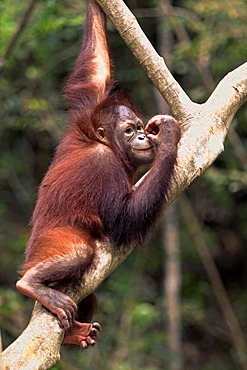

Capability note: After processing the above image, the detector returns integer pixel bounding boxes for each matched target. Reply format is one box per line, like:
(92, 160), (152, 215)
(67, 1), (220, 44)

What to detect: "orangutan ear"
(96, 127), (106, 141)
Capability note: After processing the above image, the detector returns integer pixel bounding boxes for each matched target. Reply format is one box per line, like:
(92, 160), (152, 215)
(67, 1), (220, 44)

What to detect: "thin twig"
(0, 0), (36, 72)
(179, 194), (247, 369)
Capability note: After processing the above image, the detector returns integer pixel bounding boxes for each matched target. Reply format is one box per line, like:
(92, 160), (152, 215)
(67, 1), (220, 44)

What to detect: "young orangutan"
(17, 0), (180, 348)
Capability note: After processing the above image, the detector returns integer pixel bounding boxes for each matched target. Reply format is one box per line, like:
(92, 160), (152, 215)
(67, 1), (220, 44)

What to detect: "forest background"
(0, 0), (246, 369)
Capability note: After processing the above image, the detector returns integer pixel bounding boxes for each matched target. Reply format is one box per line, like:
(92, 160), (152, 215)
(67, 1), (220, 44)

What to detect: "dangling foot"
(62, 321), (101, 348)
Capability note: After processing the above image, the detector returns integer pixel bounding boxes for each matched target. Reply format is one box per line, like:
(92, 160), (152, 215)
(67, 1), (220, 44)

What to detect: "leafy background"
(0, 0), (246, 369)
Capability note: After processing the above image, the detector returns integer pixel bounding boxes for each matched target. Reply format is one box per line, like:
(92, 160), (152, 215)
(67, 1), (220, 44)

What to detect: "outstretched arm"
(63, 0), (112, 110)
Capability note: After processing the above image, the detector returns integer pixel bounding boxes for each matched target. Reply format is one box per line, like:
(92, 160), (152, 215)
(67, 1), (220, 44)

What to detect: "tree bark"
(2, 0), (247, 368)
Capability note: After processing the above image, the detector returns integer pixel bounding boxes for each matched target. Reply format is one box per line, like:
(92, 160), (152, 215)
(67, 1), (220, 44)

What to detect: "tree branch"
(205, 62), (247, 121)
(2, 0), (247, 368)
(97, 0), (192, 118)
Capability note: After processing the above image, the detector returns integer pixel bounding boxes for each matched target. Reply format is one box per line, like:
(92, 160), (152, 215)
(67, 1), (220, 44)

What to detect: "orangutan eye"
(125, 127), (133, 135)
(137, 125), (144, 132)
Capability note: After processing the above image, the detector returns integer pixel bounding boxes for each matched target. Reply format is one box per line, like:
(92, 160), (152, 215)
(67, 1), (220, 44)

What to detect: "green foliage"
(132, 303), (159, 326)
(170, 0), (246, 102)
